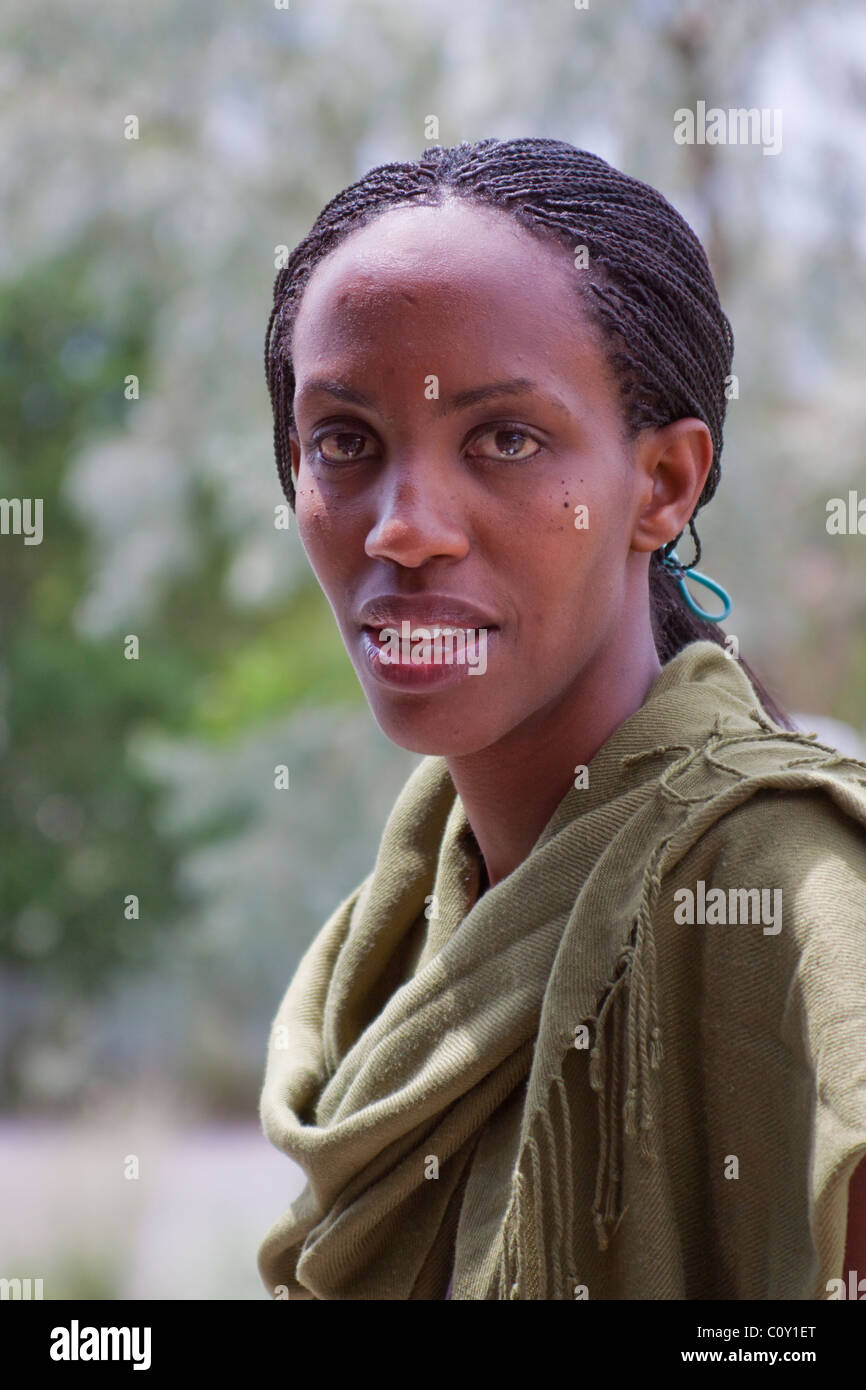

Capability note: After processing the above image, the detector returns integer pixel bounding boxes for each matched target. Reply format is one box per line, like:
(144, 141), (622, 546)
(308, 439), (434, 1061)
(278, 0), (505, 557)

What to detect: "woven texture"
(258, 641), (866, 1299)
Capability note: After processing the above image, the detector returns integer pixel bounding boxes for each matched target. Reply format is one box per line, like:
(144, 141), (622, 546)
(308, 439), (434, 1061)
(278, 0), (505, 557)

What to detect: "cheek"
(294, 470), (340, 540)
(293, 484), (321, 536)
(513, 483), (609, 588)
(510, 488), (624, 641)
(293, 485), (342, 579)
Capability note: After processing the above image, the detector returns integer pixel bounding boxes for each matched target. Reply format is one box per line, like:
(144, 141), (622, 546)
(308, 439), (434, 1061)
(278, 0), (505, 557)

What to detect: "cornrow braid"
(265, 136), (792, 727)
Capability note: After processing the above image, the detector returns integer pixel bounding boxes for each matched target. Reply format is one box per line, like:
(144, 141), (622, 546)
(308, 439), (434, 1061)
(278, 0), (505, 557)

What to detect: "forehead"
(291, 198), (603, 368)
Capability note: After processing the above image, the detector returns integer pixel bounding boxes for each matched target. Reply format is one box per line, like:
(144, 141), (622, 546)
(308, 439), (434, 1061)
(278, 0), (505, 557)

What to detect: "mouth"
(359, 619), (499, 690)
(354, 593), (501, 691)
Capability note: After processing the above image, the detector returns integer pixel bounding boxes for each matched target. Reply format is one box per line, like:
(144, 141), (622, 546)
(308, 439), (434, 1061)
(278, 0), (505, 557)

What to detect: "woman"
(256, 138), (866, 1300)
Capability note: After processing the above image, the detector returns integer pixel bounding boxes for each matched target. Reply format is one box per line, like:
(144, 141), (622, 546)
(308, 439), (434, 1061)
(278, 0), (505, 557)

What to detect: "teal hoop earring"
(661, 547), (732, 623)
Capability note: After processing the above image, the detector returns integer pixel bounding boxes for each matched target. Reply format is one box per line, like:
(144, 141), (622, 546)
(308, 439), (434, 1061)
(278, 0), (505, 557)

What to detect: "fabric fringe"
(495, 707), (866, 1297)
(575, 712), (863, 1262)
(495, 833), (672, 1293)
(586, 836), (669, 1255)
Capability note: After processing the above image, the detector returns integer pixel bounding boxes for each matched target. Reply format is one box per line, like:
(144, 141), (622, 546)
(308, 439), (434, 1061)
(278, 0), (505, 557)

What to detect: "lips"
(356, 593), (500, 633)
(353, 592), (499, 691)
(358, 618), (499, 689)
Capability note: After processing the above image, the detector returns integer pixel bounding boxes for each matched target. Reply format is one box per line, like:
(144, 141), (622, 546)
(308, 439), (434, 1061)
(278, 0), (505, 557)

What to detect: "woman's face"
(287, 197), (663, 755)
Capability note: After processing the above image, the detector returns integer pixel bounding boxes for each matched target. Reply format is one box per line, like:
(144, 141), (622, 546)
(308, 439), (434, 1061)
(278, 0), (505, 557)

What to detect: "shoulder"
(653, 780), (866, 1061)
(646, 767), (866, 1295)
(655, 782), (866, 1109)
(656, 784), (866, 993)
(697, 777), (866, 873)
(683, 781), (866, 930)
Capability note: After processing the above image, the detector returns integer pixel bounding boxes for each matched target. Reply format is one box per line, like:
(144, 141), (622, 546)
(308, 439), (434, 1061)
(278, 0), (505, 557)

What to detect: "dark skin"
(287, 194), (866, 1289)
(288, 197), (711, 887)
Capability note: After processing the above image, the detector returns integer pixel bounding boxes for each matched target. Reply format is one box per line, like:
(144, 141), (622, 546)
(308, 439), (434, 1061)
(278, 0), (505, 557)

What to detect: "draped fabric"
(258, 641), (866, 1299)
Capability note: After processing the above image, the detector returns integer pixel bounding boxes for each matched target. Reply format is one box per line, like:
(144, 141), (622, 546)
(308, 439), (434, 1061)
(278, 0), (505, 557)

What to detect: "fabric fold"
(258, 641), (866, 1299)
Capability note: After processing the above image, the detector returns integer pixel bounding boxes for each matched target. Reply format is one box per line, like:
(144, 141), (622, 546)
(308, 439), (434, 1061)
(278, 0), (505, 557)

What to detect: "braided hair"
(265, 136), (791, 726)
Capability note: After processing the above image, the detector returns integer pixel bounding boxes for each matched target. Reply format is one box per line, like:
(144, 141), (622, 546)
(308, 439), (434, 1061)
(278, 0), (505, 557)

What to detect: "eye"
(466, 425), (543, 462)
(312, 429), (378, 465)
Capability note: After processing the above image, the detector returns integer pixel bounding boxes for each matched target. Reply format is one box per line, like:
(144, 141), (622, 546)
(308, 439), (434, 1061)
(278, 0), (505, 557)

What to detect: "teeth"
(374, 626), (466, 641)
(379, 625), (458, 633)
(375, 623), (468, 633)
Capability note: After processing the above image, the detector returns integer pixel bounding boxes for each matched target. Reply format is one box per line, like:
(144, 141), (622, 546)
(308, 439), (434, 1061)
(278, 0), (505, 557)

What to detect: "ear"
(629, 418), (714, 555)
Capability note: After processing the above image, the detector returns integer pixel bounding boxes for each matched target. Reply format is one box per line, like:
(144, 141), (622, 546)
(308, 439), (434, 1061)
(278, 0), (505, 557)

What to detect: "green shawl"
(257, 640), (866, 1299)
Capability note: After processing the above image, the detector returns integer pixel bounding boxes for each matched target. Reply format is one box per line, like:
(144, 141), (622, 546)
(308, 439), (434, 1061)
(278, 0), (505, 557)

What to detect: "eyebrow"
(294, 376), (571, 417)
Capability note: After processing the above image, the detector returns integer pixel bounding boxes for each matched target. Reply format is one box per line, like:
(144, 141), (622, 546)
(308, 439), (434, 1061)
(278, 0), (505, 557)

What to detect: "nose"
(364, 461), (471, 568)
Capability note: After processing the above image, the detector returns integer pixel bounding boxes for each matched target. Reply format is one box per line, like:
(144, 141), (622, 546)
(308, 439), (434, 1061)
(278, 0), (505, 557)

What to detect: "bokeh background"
(1, 0), (865, 1299)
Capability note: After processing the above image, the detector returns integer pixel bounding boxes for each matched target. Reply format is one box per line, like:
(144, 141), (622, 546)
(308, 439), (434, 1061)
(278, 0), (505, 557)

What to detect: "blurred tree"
(0, 0), (864, 1112)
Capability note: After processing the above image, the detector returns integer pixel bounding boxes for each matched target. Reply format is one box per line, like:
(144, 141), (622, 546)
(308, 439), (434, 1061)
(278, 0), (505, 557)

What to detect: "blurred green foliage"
(0, 0), (863, 1114)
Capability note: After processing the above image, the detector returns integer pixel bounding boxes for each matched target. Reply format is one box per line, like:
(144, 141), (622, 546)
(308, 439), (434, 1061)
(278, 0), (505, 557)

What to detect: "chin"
(365, 694), (502, 758)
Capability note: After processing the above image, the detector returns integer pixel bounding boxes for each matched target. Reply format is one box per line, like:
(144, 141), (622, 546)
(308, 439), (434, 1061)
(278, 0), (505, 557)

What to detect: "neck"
(446, 624), (662, 890)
